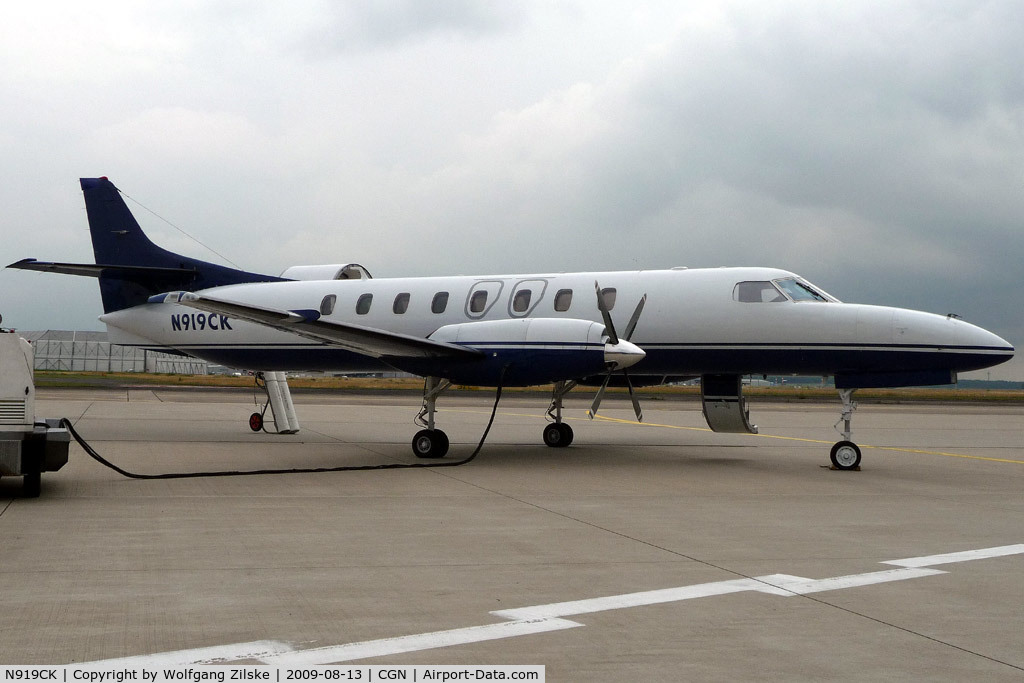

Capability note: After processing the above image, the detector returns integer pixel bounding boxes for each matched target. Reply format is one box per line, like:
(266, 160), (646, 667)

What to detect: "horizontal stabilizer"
(8, 258), (196, 279)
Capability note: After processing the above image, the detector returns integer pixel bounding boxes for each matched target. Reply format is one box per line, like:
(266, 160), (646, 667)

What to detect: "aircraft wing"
(159, 292), (483, 360)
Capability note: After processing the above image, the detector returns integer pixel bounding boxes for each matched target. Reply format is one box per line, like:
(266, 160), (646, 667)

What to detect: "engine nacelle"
(701, 374), (758, 434)
(421, 318), (614, 387)
(279, 263), (372, 281)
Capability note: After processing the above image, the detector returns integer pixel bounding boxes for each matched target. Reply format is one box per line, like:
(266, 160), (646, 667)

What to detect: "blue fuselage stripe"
(115, 341), (1012, 377)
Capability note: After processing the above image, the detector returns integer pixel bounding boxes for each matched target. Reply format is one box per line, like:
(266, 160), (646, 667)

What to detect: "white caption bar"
(0, 667), (544, 683)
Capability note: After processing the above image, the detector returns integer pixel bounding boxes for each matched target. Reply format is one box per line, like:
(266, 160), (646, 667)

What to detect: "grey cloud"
(302, 0), (528, 54)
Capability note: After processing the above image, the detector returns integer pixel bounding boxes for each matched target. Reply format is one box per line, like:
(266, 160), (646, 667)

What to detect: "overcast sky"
(1, 1), (1020, 379)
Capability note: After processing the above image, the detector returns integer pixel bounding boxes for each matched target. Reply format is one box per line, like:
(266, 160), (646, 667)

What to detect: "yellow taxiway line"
(448, 407), (1024, 465)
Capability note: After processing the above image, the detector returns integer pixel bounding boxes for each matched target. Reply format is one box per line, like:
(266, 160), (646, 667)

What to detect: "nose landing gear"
(830, 388), (862, 470)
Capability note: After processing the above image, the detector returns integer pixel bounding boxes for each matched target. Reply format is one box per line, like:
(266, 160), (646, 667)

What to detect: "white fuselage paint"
(99, 266), (1013, 378)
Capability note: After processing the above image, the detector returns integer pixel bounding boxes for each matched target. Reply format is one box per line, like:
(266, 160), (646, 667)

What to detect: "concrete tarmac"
(2, 388), (1023, 680)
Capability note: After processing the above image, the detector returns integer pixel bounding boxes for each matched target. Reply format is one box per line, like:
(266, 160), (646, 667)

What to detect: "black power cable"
(58, 381), (504, 480)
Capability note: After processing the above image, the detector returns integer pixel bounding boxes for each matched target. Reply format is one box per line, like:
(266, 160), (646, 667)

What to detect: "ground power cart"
(0, 330), (69, 497)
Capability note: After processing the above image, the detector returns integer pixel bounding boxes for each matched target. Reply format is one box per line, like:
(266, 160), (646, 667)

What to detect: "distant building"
(19, 330), (208, 374)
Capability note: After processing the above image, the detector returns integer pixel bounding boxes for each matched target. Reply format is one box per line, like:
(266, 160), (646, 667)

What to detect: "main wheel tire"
(830, 440), (862, 470)
(412, 429), (449, 459)
(543, 423), (563, 447)
(249, 412), (264, 432)
(542, 423), (574, 448)
(434, 429), (449, 456)
(557, 422), (573, 447)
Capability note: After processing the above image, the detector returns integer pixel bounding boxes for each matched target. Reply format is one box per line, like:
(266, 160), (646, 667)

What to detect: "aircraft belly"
(632, 345), (1002, 377)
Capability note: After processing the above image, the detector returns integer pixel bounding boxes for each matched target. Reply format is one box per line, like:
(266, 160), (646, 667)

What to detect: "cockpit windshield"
(773, 277), (832, 302)
(733, 277), (837, 303)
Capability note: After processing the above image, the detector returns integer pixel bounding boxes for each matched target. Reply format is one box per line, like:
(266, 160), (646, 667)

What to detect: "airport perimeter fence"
(20, 330), (208, 374)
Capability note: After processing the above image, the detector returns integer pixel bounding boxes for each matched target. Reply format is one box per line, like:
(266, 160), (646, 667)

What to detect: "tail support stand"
(251, 371), (300, 434)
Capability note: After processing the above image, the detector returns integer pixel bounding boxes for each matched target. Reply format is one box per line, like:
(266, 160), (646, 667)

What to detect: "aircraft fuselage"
(100, 266), (1013, 387)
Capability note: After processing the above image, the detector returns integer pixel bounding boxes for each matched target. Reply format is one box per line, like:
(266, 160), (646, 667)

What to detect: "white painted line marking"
(492, 577), (792, 621)
(79, 544), (1024, 666)
(264, 618), (582, 667)
(81, 640), (295, 667)
(883, 543), (1024, 568)
(758, 568), (947, 595)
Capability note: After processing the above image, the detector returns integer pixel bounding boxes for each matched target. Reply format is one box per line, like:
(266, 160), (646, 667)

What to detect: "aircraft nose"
(962, 323), (1015, 368)
(944, 316), (1013, 356)
(894, 310), (1014, 372)
(605, 339), (645, 370)
(970, 325), (1013, 353)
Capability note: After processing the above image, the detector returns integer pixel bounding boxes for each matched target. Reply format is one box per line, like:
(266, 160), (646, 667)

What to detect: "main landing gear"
(830, 388), (862, 470)
(543, 380), (576, 448)
(410, 376), (578, 458)
(412, 377), (452, 458)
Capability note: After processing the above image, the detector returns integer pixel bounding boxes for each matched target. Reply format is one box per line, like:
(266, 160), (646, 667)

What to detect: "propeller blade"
(622, 294), (647, 341)
(624, 370), (643, 423)
(594, 281), (618, 345)
(587, 372), (612, 419)
(591, 285), (647, 422)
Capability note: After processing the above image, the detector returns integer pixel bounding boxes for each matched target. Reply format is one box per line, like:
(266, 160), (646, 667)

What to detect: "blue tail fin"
(80, 177), (284, 313)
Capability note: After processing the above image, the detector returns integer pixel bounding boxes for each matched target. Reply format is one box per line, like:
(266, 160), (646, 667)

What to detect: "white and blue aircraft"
(9, 178), (1015, 468)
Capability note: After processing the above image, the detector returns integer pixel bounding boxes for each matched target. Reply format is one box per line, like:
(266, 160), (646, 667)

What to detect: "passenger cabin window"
(319, 294), (336, 316)
(356, 293), (373, 315)
(774, 277), (829, 302)
(554, 289), (572, 312)
(734, 281), (786, 303)
(512, 289), (531, 313)
(431, 291), (449, 314)
(599, 287), (617, 311)
(469, 290), (488, 314)
(393, 292), (410, 314)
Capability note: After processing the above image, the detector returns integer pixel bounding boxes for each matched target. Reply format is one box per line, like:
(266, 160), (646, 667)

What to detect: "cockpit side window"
(734, 281), (787, 303)
(774, 278), (829, 302)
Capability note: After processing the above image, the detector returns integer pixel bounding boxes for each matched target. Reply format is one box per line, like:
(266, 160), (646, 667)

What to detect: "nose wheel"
(830, 440), (862, 470)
